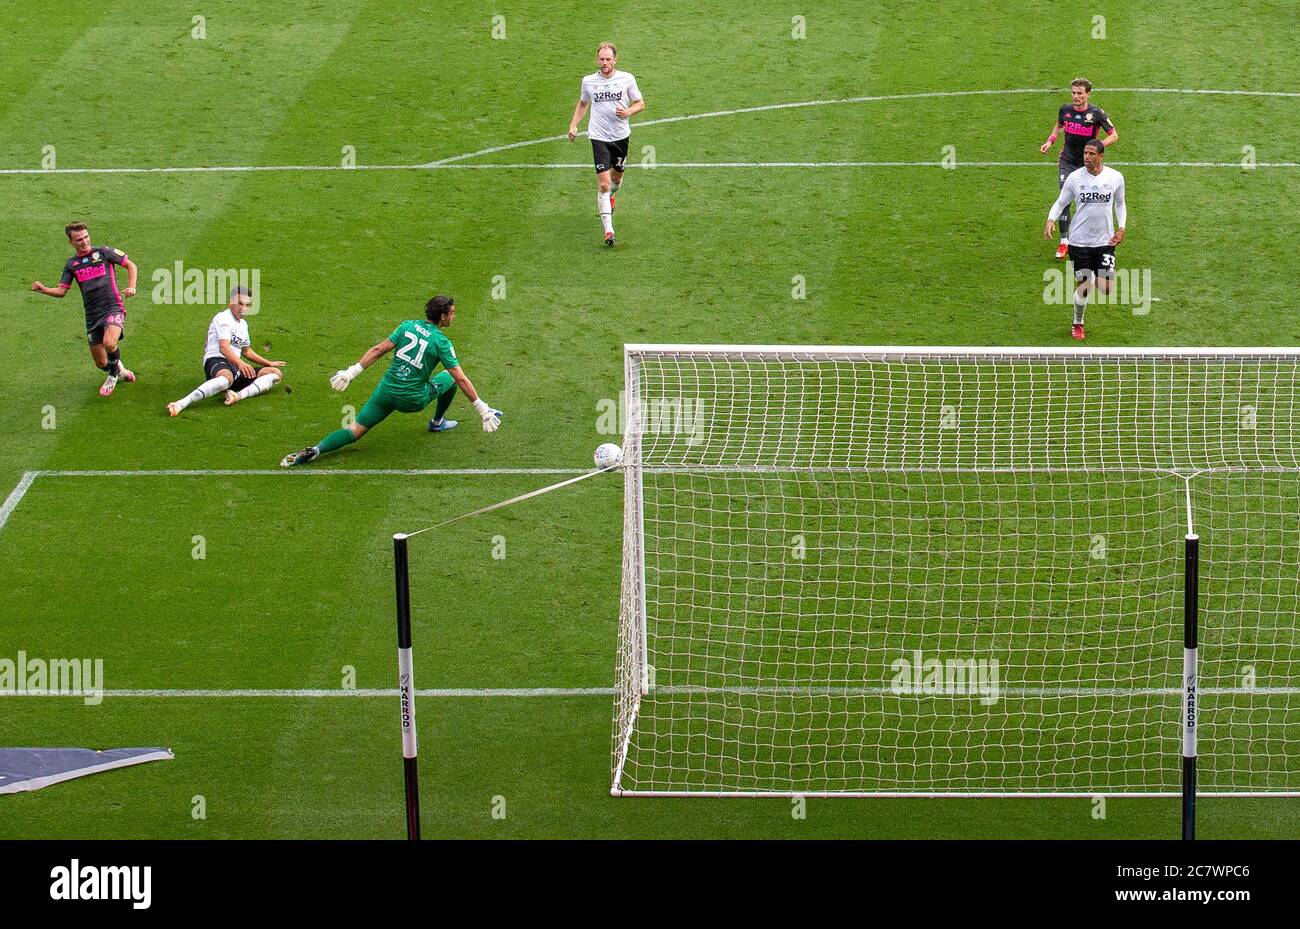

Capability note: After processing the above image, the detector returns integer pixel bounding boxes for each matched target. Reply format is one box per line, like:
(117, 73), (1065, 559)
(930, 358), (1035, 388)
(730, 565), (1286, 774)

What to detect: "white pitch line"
(1, 685), (1292, 699)
(2, 86), (1295, 177)
(36, 468), (587, 477)
(425, 86), (1300, 166)
(429, 160), (1296, 169)
(0, 472), (38, 532)
(0, 687), (614, 698)
(2, 160), (1295, 177)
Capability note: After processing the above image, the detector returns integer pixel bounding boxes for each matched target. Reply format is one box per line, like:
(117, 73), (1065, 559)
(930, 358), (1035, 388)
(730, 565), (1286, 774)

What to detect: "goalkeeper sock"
(1073, 290), (1088, 325)
(598, 191), (613, 234)
(176, 376), (227, 410)
(236, 373), (278, 401)
(432, 383), (458, 422)
(317, 428), (357, 455)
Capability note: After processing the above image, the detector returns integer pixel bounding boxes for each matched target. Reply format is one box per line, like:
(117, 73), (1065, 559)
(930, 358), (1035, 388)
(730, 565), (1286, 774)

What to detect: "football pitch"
(2, 0), (1298, 839)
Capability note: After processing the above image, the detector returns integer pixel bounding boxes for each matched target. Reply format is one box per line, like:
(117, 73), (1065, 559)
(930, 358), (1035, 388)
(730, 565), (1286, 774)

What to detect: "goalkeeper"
(280, 295), (502, 467)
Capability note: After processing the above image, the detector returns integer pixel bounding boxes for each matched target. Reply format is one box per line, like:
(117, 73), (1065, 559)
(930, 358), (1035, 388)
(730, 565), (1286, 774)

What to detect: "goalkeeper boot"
(604, 231), (616, 247)
(280, 446), (319, 468)
(1056, 242), (1069, 260)
(116, 364), (136, 383)
(428, 417), (459, 432)
(99, 373), (118, 396)
(1071, 323), (1085, 341)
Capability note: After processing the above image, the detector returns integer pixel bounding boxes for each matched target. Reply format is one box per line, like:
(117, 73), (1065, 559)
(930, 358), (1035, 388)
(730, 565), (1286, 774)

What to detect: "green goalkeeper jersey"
(380, 319), (460, 399)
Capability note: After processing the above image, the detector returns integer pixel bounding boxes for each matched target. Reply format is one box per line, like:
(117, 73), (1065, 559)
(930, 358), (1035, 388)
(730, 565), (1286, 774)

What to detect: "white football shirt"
(1050, 165), (1127, 247)
(580, 70), (642, 142)
(203, 309), (251, 361)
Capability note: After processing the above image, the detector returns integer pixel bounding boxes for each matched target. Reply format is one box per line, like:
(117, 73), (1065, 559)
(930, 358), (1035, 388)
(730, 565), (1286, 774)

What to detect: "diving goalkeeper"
(280, 295), (502, 467)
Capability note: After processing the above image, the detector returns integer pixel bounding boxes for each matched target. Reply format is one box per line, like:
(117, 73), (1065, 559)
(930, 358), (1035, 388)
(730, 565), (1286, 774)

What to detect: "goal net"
(612, 346), (1300, 797)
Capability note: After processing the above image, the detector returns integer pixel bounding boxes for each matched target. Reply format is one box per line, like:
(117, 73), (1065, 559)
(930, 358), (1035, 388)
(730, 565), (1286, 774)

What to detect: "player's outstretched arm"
(568, 100), (589, 140)
(331, 339), (393, 391)
(1045, 178), (1075, 238)
(449, 366), (501, 432)
(243, 347), (284, 368)
(1040, 120), (1063, 154)
(31, 281), (70, 297)
(1109, 178), (1127, 246)
(121, 256), (138, 298)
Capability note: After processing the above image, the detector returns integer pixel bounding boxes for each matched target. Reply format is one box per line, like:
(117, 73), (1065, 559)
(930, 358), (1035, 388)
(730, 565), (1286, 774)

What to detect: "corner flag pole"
(393, 532), (420, 841)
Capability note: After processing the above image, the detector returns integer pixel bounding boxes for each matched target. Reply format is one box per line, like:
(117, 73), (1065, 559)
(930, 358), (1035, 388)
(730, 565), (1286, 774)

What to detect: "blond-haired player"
(567, 42), (645, 246)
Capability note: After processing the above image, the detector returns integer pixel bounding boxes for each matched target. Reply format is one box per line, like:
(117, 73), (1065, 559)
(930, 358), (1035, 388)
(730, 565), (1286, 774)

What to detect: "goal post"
(611, 345), (1300, 828)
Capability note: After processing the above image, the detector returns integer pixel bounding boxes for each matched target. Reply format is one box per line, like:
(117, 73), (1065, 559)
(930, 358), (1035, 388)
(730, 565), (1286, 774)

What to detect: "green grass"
(1, 0), (1297, 838)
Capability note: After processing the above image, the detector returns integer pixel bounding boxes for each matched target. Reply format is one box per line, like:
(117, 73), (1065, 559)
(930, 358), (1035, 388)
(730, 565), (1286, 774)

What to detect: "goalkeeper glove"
(330, 363), (363, 391)
(473, 398), (502, 433)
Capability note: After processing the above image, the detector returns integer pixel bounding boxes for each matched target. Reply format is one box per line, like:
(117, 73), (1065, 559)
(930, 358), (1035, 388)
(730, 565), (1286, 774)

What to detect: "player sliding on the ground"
(280, 295), (502, 467)
(31, 222), (139, 396)
(568, 42), (644, 247)
(168, 287), (285, 416)
(1039, 78), (1117, 260)
(1045, 138), (1126, 341)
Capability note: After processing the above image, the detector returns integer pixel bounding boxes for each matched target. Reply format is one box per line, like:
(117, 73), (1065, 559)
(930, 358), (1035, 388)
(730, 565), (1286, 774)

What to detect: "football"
(594, 442), (623, 469)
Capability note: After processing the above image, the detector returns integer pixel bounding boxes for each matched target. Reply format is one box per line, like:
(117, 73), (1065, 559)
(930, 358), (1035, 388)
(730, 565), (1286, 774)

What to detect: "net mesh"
(612, 349), (1300, 795)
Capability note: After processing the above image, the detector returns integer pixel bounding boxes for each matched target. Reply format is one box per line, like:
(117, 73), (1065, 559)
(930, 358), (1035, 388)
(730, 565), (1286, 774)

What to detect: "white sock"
(1073, 291), (1088, 325)
(237, 373), (278, 400)
(177, 376), (227, 410)
(598, 191), (613, 234)
(611, 179), (621, 193)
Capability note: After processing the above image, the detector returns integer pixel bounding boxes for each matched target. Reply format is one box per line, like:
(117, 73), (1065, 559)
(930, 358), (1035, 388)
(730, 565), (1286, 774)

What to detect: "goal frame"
(612, 344), (1300, 826)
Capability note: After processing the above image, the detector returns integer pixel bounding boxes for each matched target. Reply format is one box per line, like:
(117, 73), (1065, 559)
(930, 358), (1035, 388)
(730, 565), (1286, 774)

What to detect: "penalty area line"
(34, 468), (588, 477)
(0, 471), (39, 533)
(0, 687), (616, 698)
(2, 685), (1293, 699)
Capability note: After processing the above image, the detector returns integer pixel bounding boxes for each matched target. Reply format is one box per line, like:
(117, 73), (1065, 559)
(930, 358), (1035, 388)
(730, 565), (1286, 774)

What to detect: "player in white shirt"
(167, 287), (285, 416)
(1044, 139), (1127, 340)
(567, 42), (645, 246)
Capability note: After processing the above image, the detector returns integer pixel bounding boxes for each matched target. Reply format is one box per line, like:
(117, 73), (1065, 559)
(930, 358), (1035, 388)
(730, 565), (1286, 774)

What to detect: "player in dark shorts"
(1040, 78), (1118, 259)
(568, 43), (645, 246)
(32, 222), (139, 396)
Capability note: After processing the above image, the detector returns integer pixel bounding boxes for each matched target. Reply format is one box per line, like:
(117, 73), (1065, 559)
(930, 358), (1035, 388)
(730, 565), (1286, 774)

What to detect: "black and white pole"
(1182, 532), (1199, 841)
(394, 532), (420, 841)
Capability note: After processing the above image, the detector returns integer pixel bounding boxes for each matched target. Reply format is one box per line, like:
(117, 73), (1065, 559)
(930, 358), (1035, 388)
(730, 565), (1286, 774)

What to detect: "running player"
(280, 295), (502, 467)
(168, 287), (285, 416)
(1044, 139), (1127, 340)
(1040, 78), (1118, 259)
(32, 222), (139, 396)
(568, 42), (645, 246)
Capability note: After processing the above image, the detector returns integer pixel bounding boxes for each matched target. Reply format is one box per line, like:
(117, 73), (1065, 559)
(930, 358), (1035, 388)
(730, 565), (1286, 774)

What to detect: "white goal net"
(612, 346), (1300, 797)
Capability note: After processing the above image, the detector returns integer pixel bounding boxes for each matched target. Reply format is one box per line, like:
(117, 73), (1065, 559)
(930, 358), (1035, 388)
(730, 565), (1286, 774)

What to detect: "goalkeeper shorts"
(357, 371), (456, 429)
